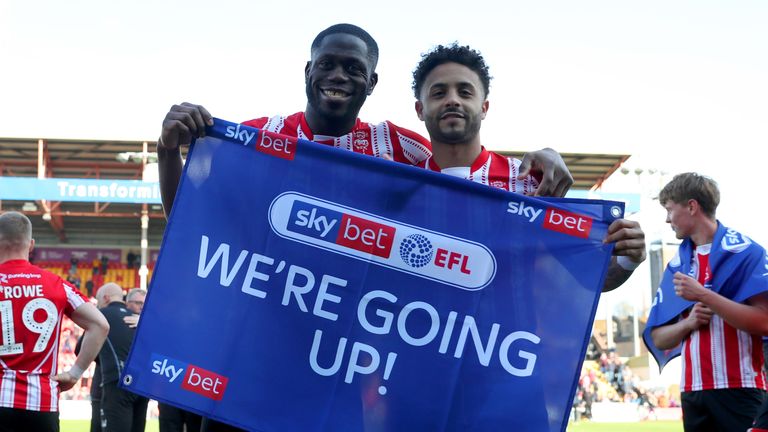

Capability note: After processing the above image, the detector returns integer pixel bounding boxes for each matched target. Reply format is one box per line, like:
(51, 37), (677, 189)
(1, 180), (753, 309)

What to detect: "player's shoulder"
(101, 302), (129, 319)
(488, 149), (510, 161)
(379, 121), (430, 147)
(719, 226), (763, 254)
(242, 111), (304, 129)
(0, 261), (57, 284)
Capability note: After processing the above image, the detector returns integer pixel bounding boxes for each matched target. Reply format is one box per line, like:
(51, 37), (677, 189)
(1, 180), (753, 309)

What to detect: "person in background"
(0, 211), (109, 432)
(647, 173), (768, 431)
(95, 283), (148, 432)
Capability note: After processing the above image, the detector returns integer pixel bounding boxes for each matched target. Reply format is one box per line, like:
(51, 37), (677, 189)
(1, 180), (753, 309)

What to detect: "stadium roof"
(0, 137), (629, 248)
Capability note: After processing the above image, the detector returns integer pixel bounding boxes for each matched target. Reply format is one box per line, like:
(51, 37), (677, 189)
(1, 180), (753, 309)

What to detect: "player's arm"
(602, 219), (646, 292)
(650, 303), (713, 350)
(158, 102), (213, 217)
(517, 148), (574, 197)
(53, 303), (109, 391)
(675, 271), (768, 335)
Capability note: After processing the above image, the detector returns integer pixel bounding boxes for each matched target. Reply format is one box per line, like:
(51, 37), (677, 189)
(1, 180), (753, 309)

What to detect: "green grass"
(61, 419), (159, 432)
(568, 421), (682, 431)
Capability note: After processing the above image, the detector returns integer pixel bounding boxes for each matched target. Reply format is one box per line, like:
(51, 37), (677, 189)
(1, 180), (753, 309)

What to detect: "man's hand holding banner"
(122, 119), (623, 431)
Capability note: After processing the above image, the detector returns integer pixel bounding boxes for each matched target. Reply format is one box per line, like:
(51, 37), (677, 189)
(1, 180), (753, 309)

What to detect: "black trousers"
(100, 381), (149, 432)
(200, 418), (246, 431)
(159, 402), (203, 432)
(682, 388), (765, 432)
(0, 407), (59, 432)
(90, 399), (102, 432)
(752, 390), (768, 429)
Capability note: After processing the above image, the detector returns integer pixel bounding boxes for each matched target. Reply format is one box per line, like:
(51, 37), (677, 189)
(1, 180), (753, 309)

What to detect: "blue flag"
(642, 223), (768, 371)
(122, 119), (623, 431)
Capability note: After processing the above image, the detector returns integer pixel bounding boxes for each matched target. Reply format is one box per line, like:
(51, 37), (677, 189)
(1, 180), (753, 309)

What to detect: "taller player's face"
(305, 34), (377, 127)
(416, 62), (488, 145)
(664, 200), (695, 239)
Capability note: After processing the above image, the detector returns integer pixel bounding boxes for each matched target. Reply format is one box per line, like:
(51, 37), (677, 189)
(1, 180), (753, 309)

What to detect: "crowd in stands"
(34, 257), (154, 297)
(572, 350), (680, 422)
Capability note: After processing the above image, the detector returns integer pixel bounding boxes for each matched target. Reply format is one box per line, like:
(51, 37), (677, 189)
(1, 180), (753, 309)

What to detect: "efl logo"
(542, 208), (593, 238)
(150, 354), (229, 401)
(399, 234), (433, 268)
(399, 234), (472, 275)
(288, 200), (395, 258)
(270, 193), (496, 290)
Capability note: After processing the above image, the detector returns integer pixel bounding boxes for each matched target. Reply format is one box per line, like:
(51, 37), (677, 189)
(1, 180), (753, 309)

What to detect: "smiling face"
(415, 62), (488, 146)
(304, 33), (377, 135)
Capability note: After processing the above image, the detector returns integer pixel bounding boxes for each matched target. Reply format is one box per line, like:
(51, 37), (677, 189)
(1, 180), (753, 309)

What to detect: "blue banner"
(122, 119), (623, 431)
(0, 177), (161, 204)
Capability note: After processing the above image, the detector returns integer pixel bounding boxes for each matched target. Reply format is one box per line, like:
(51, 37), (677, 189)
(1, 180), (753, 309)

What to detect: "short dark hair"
(412, 43), (492, 99)
(311, 24), (379, 70)
(658, 172), (720, 218)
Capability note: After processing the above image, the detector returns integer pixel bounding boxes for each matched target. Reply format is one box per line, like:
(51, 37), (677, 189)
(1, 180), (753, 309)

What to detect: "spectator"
(125, 288), (146, 315)
(126, 251), (137, 269)
(95, 283), (148, 432)
(67, 267), (82, 290)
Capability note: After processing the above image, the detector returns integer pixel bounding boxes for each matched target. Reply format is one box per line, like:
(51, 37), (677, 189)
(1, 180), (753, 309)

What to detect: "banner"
(32, 247), (122, 263)
(122, 119), (622, 431)
(0, 177), (161, 204)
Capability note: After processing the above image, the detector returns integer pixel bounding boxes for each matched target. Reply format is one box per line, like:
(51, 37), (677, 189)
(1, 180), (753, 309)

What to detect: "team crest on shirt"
(353, 130), (369, 151)
(721, 228), (751, 253)
(491, 180), (506, 189)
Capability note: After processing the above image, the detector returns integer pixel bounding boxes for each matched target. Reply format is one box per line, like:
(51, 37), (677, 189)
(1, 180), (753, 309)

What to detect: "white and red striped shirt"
(243, 112), (432, 166)
(0, 259), (88, 412)
(680, 245), (766, 392)
(418, 147), (539, 194)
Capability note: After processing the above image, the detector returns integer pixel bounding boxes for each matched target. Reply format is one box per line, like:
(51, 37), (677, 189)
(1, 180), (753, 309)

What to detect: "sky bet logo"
(225, 124), (296, 160)
(508, 200), (593, 238)
(150, 354), (228, 401)
(269, 193), (496, 290)
(542, 208), (593, 238)
(288, 200), (395, 258)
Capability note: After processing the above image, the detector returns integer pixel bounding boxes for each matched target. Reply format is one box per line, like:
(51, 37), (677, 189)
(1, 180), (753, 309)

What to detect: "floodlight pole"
(138, 207), (148, 290)
(139, 141), (150, 290)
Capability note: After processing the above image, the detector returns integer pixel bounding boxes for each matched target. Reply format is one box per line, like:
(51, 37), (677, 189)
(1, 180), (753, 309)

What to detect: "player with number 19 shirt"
(0, 260), (89, 412)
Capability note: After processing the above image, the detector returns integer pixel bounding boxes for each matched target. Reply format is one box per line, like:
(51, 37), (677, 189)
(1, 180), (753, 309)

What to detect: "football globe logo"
(399, 234), (434, 268)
